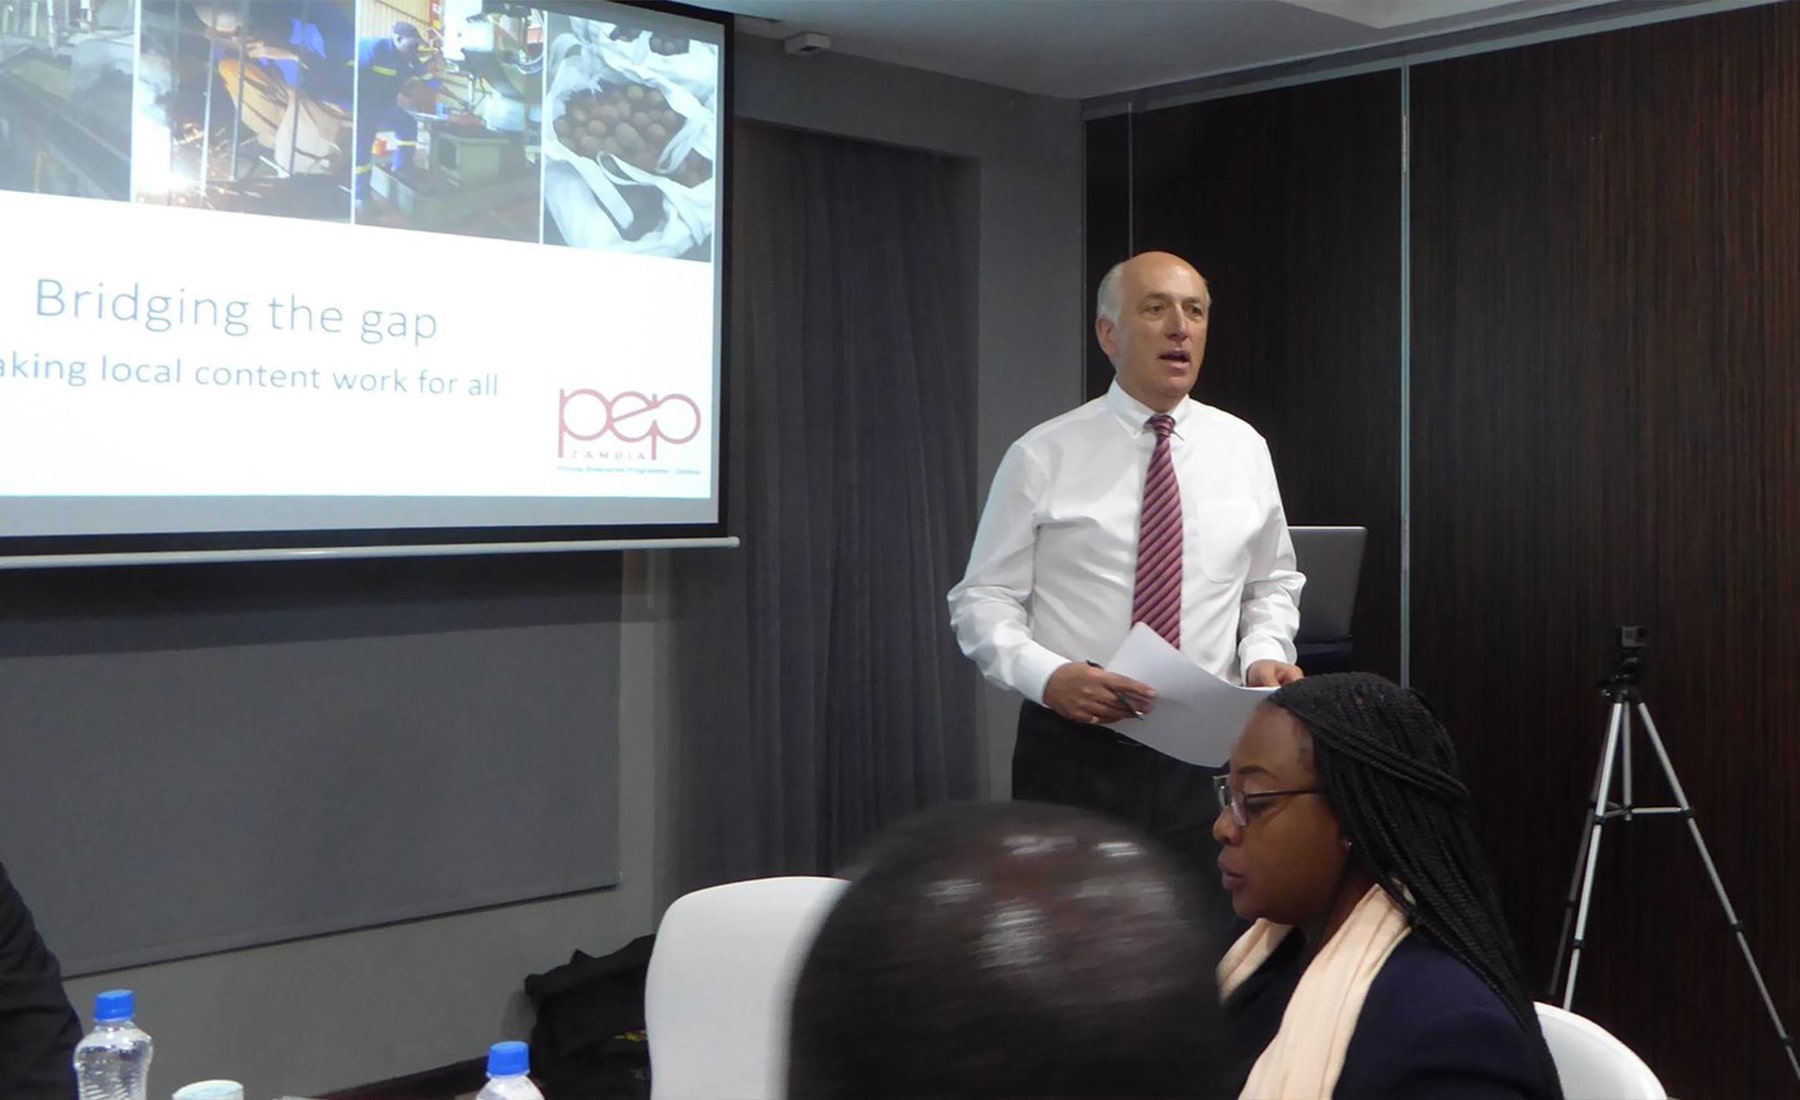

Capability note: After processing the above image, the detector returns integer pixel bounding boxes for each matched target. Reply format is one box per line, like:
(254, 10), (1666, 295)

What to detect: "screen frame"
(0, 0), (736, 569)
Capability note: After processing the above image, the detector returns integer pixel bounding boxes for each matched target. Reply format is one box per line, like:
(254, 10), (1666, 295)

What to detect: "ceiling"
(693, 0), (1633, 99)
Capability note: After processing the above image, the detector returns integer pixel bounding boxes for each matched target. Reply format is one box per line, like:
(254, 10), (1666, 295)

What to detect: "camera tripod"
(1549, 629), (1800, 1083)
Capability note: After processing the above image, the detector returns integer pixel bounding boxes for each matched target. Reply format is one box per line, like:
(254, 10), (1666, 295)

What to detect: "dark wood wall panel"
(1084, 73), (1404, 678)
(1084, 112), (1131, 387)
(1411, 5), (1800, 1097)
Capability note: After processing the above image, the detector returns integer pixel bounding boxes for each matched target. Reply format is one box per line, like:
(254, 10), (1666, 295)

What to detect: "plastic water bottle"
(74, 989), (153, 1100)
(476, 1041), (544, 1100)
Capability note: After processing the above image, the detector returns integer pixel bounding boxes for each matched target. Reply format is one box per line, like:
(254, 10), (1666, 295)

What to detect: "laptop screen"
(1290, 526), (1367, 643)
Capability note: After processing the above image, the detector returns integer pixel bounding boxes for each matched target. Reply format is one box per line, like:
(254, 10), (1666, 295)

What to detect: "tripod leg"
(1635, 703), (1800, 1084)
(1621, 703), (1634, 819)
(1560, 700), (1626, 1009)
(1550, 701), (1622, 996)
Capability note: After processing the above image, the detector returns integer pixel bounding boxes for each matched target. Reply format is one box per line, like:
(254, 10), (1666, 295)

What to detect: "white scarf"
(1217, 884), (1411, 1099)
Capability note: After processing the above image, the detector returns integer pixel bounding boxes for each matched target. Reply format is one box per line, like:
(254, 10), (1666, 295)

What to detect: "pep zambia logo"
(558, 388), (702, 461)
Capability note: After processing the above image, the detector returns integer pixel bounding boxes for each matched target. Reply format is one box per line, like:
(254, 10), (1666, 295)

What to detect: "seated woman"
(1213, 672), (1562, 1099)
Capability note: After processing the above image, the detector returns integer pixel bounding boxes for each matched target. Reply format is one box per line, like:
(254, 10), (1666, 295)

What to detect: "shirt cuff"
(1239, 640), (1293, 675)
(1015, 644), (1072, 707)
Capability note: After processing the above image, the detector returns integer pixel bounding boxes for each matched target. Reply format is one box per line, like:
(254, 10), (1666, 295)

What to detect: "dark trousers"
(353, 99), (416, 197)
(1012, 699), (1241, 944)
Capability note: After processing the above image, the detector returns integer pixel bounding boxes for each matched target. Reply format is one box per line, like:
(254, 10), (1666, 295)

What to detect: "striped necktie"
(1132, 413), (1182, 648)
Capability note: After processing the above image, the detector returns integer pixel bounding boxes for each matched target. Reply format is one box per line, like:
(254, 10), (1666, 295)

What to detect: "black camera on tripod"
(1601, 625), (1647, 697)
(1556, 620), (1799, 1080)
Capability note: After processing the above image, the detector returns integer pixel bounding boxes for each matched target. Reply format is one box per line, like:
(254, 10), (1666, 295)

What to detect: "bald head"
(1095, 252), (1211, 412)
(1096, 251), (1211, 326)
(787, 801), (1223, 1099)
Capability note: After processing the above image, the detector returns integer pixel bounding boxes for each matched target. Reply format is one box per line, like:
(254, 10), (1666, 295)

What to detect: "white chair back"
(1535, 1002), (1665, 1099)
(644, 875), (848, 1100)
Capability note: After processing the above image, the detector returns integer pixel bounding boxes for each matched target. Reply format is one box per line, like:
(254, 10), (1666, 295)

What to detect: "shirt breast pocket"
(1188, 499), (1260, 583)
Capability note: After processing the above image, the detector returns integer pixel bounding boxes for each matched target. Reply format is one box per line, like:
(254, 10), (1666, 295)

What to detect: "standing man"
(354, 21), (430, 202)
(947, 251), (1304, 868)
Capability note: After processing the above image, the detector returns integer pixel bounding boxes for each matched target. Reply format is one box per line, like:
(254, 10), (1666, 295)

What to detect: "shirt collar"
(1104, 380), (1194, 435)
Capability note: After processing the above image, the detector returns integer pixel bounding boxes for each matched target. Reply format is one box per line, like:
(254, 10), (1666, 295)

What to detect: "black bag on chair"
(525, 934), (655, 1100)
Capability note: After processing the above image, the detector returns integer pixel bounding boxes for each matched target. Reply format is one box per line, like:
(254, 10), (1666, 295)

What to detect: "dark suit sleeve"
(0, 862), (81, 1100)
(1337, 938), (1554, 1100)
(1348, 1003), (1543, 1100)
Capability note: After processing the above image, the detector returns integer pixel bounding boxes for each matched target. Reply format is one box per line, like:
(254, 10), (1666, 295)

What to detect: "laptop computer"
(1289, 526), (1367, 643)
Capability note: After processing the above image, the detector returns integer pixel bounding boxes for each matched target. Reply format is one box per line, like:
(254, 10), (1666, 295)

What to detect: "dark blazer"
(0, 861), (81, 1100)
(1224, 931), (1556, 1099)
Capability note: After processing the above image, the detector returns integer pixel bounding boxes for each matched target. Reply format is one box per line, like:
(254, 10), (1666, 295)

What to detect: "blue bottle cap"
(487, 1040), (529, 1077)
(94, 989), (135, 1022)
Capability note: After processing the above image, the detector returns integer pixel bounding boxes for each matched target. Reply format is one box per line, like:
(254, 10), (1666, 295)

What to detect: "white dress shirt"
(948, 381), (1305, 704)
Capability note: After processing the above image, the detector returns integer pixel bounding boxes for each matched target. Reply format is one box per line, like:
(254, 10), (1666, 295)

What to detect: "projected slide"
(542, 12), (715, 258)
(0, 0), (725, 555)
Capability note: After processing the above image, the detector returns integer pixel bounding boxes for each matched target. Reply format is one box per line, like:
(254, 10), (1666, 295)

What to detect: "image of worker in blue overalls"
(353, 21), (433, 202)
(241, 0), (356, 110)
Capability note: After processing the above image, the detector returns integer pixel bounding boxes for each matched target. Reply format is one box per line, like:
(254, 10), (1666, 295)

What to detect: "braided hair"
(1267, 672), (1563, 1099)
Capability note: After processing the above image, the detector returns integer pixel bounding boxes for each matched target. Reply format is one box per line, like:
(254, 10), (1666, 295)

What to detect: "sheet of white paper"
(1100, 623), (1274, 767)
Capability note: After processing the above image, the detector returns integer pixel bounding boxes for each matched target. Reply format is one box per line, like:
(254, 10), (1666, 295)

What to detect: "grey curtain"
(668, 121), (980, 892)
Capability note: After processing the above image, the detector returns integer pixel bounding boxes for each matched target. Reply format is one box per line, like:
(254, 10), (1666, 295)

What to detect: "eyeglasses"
(1214, 774), (1324, 829)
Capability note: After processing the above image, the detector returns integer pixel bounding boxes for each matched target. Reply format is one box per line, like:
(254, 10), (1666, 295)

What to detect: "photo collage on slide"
(0, 0), (717, 256)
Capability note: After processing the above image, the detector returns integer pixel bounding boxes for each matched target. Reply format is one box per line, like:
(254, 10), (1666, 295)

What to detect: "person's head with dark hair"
(1214, 672), (1561, 1097)
(787, 800), (1224, 1100)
